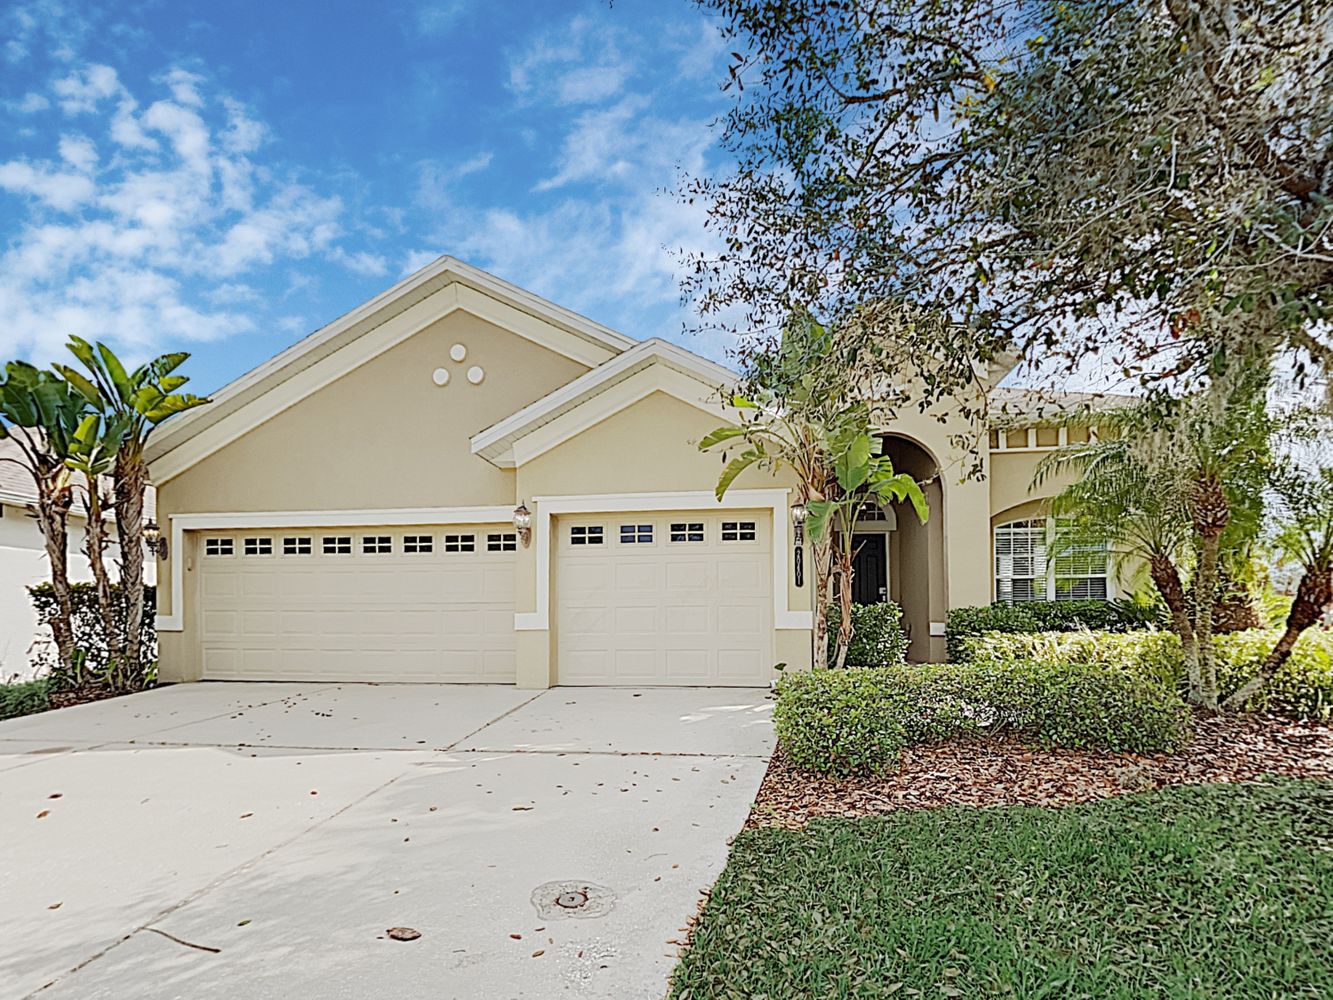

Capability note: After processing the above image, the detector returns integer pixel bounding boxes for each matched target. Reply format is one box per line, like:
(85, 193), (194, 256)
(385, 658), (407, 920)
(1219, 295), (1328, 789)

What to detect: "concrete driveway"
(0, 683), (773, 1000)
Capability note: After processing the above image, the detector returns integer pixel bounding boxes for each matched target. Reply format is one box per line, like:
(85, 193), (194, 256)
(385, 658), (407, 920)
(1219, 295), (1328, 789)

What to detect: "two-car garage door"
(194, 510), (776, 686)
(197, 526), (517, 682)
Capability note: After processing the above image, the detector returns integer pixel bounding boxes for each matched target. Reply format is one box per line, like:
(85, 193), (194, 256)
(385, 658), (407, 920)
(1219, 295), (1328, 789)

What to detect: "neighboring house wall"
(0, 502), (155, 682)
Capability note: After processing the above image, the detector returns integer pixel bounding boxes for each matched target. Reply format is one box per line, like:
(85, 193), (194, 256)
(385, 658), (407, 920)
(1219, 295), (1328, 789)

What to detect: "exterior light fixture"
(790, 502), (808, 588)
(144, 520), (168, 560)
(513, 502), (533, 548)
(790, 502), (808, 544)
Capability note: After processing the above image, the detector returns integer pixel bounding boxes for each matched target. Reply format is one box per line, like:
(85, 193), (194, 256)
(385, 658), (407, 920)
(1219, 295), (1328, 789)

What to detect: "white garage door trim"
(516, 489), (811, 632)
(157, 506), (513, 631)
(196, 524), (517, 682)
(556, 512), (774, 686)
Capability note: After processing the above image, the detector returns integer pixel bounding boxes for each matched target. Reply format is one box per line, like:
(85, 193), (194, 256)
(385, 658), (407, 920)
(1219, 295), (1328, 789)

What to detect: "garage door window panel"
(243, 537), (273, 556)
(487, 533), (518, 552)
(362, 535), (392, 554)
(283, 537), (312, 556)
(570, 525), (604, 545)
(404, 535), (433, 553)
(619, 524), (654, 545)
(205, 538), (234, 557)
(445, 533), (476, 553)
(323, 536), (352, 555)
(669, 522), (704, 543)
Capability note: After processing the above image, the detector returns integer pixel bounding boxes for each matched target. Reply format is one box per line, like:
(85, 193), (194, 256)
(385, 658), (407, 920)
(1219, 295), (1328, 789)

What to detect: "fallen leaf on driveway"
(36, 810), (49, 819)
(386, 927), (421, 941)
(512, 805), (533, 811)
(531, 949), (545, 958)
(48, 903), (61, 910)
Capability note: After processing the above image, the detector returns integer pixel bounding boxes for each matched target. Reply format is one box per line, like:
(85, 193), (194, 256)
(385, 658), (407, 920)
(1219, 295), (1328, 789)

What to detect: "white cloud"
(507, 16), (633, 107)
(415, 1), (467, 36)
(10, 92), (49, 113)
(0, 59), (380, 362)
(400, 248), (443, 276)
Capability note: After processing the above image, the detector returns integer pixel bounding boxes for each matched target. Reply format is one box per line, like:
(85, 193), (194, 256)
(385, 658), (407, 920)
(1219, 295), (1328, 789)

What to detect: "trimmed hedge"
(775, 659), (1190, 776)
(0, 678), (51, 721)
(946, 599), (1163, 660)
(966, 628), (1333, 720)
(826, 601), (908, 667)
(29, 583), (157, 690)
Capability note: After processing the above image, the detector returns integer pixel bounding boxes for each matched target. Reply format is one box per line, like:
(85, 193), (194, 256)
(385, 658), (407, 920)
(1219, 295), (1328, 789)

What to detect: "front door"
(851, 534), (887, 605)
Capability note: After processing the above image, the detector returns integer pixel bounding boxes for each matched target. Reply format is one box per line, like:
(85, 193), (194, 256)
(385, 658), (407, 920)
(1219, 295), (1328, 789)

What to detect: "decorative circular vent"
(467, 366), (485, 385)
(432, 368), (450, 386)
(450, 343), (467, 362)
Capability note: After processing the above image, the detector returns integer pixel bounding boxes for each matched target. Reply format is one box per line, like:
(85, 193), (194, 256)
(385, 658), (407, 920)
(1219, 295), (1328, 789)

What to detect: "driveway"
(0, 683), (773, 1000)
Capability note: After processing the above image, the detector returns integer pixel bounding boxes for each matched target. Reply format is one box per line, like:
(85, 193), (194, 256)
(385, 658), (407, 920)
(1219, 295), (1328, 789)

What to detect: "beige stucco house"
(145, 258), (1115, 688)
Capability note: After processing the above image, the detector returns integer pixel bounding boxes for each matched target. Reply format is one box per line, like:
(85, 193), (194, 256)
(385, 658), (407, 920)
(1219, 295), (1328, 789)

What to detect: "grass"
(0, 677), (51, 721)
(670, 780), (1333, 999)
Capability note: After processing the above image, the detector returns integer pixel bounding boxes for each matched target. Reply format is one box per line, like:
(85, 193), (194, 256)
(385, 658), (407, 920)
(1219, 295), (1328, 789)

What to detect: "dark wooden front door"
(851, 534), (887, 604)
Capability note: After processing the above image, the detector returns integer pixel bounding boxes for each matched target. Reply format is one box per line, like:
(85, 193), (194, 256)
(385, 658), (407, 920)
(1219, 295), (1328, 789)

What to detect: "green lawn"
(671, 780), (1333, 999)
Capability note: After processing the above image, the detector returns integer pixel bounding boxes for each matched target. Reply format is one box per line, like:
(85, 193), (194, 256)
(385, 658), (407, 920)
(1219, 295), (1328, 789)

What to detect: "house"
(144, 257), (1119, 687)
(0, 438), (156, 681)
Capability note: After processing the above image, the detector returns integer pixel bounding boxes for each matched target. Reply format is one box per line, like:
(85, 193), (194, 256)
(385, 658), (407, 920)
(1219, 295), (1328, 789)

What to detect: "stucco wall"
(154, 310), (588, 618)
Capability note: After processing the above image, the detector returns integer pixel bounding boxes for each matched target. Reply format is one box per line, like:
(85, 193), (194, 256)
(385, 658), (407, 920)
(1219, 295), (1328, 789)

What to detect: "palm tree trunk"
(36, 487), (77, 678)
(811, 536), (832, 670)
(1223, 566), (1332, 711)
(1149, 552), (1199, 700)
(81, 475), (125, 687)
(113, 449), (147, 683)
(833, 539), (855, 670)
(1193, 529), (1223, 710)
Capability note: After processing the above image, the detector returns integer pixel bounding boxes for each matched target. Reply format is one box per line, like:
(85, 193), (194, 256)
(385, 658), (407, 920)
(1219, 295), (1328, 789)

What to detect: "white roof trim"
(145, 257), (635, 473)
(470, 339), (737, 467)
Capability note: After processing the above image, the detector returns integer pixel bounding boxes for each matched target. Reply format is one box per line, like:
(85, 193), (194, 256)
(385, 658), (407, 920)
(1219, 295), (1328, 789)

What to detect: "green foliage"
(825, 602), (908, 668)
(775, 659), (1188, 776)
(0, 678), (51, 721)
(670, 780), (1333, 1000)
(968, 628), (1333, 720)
(945, 599), (1160, 660)
(773, 669), (907, 777)
(29, 583), (158, 691)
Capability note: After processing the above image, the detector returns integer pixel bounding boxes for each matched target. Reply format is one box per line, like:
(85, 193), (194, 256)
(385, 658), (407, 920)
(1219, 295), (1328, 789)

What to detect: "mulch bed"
(47, 684), (134, 711)
(748, 713), (1333, 830)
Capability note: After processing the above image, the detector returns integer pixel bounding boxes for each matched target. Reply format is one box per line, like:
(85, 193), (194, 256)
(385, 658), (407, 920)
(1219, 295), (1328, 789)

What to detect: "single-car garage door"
(556, 512), (774, 686)
(197, 526), (517, 682)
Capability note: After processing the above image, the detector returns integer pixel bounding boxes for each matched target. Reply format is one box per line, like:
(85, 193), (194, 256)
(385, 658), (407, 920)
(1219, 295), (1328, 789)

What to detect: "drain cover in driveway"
(531, 881), (615, 920)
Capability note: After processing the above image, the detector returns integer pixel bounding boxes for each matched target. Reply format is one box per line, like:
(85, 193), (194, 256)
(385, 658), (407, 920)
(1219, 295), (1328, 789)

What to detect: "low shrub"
(946, 599), (1161, 661)
(775, 658), (1190, 775)
(774, 669), (907, 777)
(966, 628), (1333, 719)
(825, 601), (908, 667)
(28, 583), (157, 690)
(0, 678), (51, 721)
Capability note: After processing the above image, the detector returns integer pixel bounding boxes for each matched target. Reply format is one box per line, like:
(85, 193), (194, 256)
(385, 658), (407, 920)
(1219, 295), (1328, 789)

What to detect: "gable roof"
(470, 338), (737, 468)
(144, 257), (637, 482)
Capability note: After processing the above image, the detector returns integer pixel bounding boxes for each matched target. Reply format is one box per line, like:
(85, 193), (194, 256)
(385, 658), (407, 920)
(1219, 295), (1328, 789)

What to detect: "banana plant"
(58, 338), (210, 682)
(64, 411), (132, 687)
(700, 314), (928, 670)
(0, 362), (91, 677)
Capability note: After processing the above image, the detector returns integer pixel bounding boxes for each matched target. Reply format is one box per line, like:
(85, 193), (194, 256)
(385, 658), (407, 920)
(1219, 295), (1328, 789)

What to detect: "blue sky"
(0, 0), (734, 394)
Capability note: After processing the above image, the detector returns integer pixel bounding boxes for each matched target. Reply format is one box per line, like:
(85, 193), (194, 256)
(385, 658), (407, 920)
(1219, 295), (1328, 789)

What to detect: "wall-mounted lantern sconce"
(143, 520), (168, 560)
(513, 502), (533, 548)
(790, 502), (807, 587)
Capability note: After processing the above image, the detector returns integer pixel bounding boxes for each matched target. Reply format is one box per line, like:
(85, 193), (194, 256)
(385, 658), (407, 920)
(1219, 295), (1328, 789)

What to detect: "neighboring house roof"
(987, 387), (1138, 425)
(470, 338), (737, 468)
(0, 436), (157, 520)
(145, 256), (639, 482)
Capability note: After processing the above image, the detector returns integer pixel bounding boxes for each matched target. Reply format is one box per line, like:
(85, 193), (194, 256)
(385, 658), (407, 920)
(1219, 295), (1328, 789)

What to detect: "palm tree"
(1036, 368), (1271, 709)
(0, 363), (89, 676)
(58, 340), (209, 680)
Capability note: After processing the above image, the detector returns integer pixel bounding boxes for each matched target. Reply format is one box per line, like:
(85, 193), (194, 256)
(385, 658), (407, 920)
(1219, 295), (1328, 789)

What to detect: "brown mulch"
(47, 685), (134, 711)
(748, 714), (1333, 831)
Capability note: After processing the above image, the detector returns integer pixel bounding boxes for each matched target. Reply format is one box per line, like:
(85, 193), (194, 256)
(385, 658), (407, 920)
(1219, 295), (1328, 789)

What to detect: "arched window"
(994, 518), (1110, 603)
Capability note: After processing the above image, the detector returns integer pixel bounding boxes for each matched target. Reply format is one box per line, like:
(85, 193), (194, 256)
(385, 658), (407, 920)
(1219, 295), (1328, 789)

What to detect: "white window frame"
(720, 519), (757, 543)
(994, 517), (1112, 603)
(487, 532), (518, 552)
(283, 536), (312, 556)
(204, 538), (234, 557)
(243, 537), (274, 557)
(569, 525), (604, 546)
(669, 521), (705, 543)
(362, 535), (393, 555)
(618, 523), (654, 545)
(444, 533), (476, 553)
(404, 534), (434, 554)
(322, 535), (352, 555)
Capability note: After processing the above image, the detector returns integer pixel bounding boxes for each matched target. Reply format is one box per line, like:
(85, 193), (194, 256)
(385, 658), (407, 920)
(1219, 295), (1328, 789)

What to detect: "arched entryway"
(852, 435), (946, 662)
